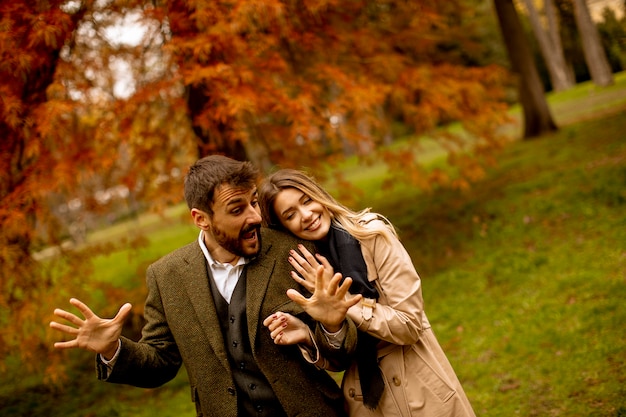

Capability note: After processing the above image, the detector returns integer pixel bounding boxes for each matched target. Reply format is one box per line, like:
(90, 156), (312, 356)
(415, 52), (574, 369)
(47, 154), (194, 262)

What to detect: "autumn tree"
(493, 0), (558, 138)
(158, 0), (511, 189)
(0, 0), (89, 372)
(0, 0), (194, 378)
(1, 0), (514, 381)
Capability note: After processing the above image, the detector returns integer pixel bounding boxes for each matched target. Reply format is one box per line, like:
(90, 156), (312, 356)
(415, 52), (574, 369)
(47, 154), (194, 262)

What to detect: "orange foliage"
(1, 0), (513, 381)
(157, 0), (511, 177)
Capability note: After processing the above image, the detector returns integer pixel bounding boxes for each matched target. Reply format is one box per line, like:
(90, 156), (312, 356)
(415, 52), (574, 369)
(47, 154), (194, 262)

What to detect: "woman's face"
(272, 187), (331, 241)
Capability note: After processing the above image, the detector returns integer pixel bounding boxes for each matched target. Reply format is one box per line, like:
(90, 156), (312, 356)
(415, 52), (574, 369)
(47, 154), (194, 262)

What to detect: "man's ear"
(191, 208), (210, 230)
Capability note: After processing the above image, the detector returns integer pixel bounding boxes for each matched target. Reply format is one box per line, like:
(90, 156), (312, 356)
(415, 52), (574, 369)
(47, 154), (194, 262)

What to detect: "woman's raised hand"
(289, 244), (335, 293)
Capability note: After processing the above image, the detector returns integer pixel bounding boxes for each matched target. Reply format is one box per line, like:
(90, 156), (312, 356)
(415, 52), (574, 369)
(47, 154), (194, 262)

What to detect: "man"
(50, 155), (359, 417)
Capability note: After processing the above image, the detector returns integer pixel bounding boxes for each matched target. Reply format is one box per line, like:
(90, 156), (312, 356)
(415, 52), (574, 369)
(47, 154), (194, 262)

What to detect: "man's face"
(196, 184), (262, 262)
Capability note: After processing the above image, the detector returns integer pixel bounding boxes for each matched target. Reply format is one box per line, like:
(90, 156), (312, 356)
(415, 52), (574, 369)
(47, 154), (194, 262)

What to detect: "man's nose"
(248, 205), (262, 224)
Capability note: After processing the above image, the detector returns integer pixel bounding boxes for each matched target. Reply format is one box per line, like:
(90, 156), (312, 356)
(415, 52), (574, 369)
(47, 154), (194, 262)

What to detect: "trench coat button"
(233, 340), (239, 347)
(392, 376), (401, 386)
(348, 388), (356, 398)
(249, 383), (257, 390)
(256, 405), (263, 412)
(227, 387), (236, 395)
(230, 315), (236, 323)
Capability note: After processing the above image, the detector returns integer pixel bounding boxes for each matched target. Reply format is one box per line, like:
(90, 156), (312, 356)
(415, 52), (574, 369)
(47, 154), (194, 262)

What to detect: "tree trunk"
(571, 0), (614, 86)
(521, 0), (574, 91)
(544, 0), (576, 85)
(186, 84), (248, 161)
(493, 0), (558, 139)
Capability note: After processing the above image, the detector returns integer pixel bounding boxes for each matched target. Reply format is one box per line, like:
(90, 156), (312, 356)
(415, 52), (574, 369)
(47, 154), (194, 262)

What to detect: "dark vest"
(209, 267), (288, 417)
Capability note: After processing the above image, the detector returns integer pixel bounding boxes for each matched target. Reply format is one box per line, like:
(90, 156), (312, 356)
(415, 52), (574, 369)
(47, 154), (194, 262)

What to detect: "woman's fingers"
(291, 271), (315, 292)
(297, 245), (319, 267)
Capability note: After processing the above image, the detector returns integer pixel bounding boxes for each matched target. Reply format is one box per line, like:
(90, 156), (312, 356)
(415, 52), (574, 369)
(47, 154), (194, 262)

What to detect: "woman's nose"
(301, 208), (313, 222)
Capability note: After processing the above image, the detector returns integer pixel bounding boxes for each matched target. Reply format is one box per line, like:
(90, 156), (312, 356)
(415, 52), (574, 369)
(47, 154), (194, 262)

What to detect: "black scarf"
(316, 224), (385, 409)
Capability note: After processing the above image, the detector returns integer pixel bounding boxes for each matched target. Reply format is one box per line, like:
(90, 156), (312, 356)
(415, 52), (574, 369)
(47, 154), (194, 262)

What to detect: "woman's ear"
(191, 208), (210, 230)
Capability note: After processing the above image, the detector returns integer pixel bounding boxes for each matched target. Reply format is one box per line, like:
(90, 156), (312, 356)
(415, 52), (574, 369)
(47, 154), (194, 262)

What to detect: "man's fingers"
(69, 298), (95, 319)
(53, 340), (78, 350)
(112, 303), (133, 324)
(53, 308), (83, 326)
(49, 321), (79, 335)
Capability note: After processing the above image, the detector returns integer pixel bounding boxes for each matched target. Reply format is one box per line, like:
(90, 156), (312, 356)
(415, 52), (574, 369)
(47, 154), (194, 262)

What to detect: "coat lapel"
(245, 238), (274, 350)
(181, 243), (230, 371)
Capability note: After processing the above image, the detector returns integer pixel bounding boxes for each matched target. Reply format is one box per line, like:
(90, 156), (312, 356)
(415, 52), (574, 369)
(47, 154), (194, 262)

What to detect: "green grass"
(1, 75), (625, 417)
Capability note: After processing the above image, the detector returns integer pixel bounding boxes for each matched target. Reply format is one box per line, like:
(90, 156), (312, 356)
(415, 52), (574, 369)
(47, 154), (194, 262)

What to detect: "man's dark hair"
(184, 155), (259, 216)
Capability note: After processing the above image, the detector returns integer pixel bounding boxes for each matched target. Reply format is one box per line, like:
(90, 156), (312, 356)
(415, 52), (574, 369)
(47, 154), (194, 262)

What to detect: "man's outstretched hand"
(50, 298), (132, 360)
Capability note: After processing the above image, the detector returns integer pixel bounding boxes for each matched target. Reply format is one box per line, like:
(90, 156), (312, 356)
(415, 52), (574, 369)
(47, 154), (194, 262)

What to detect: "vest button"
(230, 315), (236, 323)
(232, 340), (239, 347)
(227, 387), (236, 395)
(392, 376), (401, 386)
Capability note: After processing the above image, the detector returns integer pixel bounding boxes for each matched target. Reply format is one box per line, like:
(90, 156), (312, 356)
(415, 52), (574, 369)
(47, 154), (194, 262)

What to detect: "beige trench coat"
(342, 219), (476, 417)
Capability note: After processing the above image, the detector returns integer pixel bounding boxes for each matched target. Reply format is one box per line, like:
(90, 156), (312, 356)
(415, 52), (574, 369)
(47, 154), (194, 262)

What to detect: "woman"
(259, 169), (476, 417)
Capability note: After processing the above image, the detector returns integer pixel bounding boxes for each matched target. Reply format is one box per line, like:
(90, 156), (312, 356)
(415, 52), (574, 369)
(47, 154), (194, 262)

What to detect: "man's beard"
(212, 223), (261, 257)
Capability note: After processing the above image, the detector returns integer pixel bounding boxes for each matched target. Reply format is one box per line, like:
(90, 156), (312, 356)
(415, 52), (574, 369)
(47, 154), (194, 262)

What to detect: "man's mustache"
(241, 224), (260, 235)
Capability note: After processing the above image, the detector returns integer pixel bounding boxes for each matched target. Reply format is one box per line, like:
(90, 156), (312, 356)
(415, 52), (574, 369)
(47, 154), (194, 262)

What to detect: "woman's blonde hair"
(258, 169), (397, 243)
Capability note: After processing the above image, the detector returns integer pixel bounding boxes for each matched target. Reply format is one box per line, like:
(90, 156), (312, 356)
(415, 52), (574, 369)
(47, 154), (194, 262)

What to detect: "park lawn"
(1, 75), (625, 417)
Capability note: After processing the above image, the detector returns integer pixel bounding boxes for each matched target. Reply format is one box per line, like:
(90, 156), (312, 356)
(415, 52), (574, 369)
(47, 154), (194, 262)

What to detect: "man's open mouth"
(241, 226), (259, 240)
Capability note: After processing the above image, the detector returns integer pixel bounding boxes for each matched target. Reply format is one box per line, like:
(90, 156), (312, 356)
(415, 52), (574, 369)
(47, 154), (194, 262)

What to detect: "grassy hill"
(1, 74), (625, 417)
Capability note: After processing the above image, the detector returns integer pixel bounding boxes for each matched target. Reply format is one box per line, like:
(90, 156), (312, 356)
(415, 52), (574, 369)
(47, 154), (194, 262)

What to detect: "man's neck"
(202, 233), (241, 265)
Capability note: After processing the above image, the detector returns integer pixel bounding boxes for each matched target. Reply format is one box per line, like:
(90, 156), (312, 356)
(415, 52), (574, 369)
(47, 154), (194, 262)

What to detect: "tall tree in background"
(544, 0), (576, 86)
(493, 0), (558, 138)
(521, 0), (574, 91)
(571, 0), (614, 86)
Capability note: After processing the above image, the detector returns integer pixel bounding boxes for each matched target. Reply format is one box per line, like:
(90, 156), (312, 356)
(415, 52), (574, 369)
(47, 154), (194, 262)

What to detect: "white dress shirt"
(198, 231), (248, 303)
